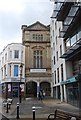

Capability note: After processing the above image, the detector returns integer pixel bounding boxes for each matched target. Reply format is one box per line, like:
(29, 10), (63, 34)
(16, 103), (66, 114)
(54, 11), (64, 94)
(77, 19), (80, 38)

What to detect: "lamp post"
(19, 64), (23, 103)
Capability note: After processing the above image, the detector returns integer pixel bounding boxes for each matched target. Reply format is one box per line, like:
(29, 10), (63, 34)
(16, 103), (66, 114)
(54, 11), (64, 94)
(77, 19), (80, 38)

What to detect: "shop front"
(61, 76), (79, 107)
(2, 82), (24, 98)
(66, 82), (79, 107)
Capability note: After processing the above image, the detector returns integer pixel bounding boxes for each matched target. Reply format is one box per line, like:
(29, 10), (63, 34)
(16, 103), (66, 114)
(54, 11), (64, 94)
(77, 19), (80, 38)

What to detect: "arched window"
(33, 50), (42, 68)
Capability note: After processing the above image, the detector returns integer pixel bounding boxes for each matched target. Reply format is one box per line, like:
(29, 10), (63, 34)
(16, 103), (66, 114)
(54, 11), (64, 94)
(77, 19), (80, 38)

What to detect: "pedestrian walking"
(39, 90), (43, 100)
(43, 90), (45, 99)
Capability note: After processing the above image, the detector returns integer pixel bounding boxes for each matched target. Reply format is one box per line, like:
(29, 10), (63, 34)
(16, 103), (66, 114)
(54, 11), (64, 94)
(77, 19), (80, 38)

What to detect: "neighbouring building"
(21, 21), (52, 98)
(50, 10), (67, 102)
(51, 0), (81, 108)
(0, 43), (25, 98)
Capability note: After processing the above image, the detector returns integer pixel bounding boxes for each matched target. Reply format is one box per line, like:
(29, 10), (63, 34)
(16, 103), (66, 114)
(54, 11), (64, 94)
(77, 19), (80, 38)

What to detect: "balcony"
(59, 3), (81, 39)
(53, 2), (73, 21)
(60, 37), (81, 60)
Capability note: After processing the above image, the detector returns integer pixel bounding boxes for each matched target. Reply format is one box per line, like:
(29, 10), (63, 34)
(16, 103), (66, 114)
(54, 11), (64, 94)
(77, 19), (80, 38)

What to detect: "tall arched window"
(33, 50), (42, 68)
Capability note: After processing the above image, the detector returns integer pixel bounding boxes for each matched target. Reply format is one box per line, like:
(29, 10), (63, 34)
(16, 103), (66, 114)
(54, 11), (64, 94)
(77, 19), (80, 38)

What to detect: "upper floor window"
(14, 65), (18, 76)
(14, 50), (19, 59)
(61, 64), (64, 81)
(1, 68), (3, 78)
(10, 51), (12, 59)
(60, 45), (62, 56)
(33, 50), (42, 68)
(55, 21), (57, 30)
(54, 70), (56, 84)
(56, 36), (57, 45)
(54, 56), (55, 65)
(10, 64), (11, 77)
(56, 51), (58, 61)
(21, 51), (23, 60)
(57, 68), (59, 83)
(5, 53), (7, 61)
(53, 43), (55, 50)
(53, 30), (54, 37)
(4, 65), (7, 77)
(2, 57), (4, 64)
(32, 34), (43, 41)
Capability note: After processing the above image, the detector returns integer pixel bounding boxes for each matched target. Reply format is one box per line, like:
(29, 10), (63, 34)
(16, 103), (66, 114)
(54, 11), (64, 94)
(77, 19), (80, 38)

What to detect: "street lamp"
(19, 64), (23, 103)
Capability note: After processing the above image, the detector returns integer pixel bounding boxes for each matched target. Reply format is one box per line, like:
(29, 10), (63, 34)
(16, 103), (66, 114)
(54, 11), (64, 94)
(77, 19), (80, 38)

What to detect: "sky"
(0, 0), (53, 53)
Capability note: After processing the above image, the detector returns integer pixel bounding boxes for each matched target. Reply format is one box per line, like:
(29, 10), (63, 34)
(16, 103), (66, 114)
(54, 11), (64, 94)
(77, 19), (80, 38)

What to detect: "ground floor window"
(66, 82), (79, 107)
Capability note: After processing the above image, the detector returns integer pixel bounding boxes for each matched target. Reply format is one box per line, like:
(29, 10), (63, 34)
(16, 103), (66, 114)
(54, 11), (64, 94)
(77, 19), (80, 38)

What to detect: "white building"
(50, 0), (81, 108)
(0, 43), (25, 98)
(50, 4), (67, 102)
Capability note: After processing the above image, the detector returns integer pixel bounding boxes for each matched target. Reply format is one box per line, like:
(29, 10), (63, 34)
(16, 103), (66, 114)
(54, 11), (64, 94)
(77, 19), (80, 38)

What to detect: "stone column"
(51, 82), (53, 97)
(56, 86), (58, 99)
(60, 85), (63, 102)
(64, 84), (67, 102)
(37, 82), (40, 98)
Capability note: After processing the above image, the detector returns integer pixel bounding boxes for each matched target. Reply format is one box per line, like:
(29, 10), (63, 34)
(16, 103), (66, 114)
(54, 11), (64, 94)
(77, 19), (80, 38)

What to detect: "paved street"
(0, 113), (9, 120)
(1, 97), (80, 119)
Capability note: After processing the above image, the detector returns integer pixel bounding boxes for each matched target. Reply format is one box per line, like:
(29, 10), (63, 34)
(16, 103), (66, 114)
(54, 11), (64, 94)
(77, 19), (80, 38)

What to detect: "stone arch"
(26, 81), (37, 97)
(40, 81), (51, 96)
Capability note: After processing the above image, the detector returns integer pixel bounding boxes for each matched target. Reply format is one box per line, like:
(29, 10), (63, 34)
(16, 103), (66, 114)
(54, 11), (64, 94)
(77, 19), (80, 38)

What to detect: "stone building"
(21, 21), (52, 97)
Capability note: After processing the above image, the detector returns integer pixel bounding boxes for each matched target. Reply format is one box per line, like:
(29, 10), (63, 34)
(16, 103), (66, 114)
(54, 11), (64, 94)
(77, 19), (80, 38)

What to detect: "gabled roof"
(22, 21), (50, 31)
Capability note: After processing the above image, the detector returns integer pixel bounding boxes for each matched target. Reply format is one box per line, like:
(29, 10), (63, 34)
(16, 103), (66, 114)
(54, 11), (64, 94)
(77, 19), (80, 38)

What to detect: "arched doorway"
(40, 82), (51, 96)
(26, 81), (37, 97)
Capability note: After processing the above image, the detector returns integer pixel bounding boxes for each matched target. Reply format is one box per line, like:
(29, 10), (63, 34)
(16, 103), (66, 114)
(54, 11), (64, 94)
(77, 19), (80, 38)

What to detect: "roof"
(22, 21), (50, 31)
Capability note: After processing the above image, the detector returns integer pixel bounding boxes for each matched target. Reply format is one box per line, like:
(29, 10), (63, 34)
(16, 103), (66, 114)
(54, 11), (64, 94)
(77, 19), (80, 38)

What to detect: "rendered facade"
(51, 0), (81, 108)
(0, 43), (25, 98)
(21, 21), (52, 98)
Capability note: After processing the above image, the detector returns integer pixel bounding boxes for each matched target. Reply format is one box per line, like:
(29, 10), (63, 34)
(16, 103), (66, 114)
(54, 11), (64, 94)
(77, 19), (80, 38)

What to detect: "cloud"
(0, 0), (53, 52)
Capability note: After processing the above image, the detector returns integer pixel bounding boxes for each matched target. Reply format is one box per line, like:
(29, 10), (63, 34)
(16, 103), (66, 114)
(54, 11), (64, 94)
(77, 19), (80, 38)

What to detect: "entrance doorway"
(40, 82), (51, 96)
(12, 86), (18, 97)
(26, 81), (37, 97)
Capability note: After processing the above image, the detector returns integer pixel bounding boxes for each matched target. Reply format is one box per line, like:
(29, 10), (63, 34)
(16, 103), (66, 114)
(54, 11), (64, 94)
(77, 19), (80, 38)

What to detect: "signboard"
(20, 84), (24, 92)
(8, 84), (11, 92)
(30, 69), (46, 73)
(61, 76), (77, 85)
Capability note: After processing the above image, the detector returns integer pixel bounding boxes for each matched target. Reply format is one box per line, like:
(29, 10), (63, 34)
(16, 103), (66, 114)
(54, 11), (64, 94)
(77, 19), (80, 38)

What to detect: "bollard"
(8, 102), (11, 109)
(71, 117), (76, 120)
(6, 102), (9, 113)
(19, 94), (21, 103)
(16, 103), (20, 119)
(32, 106), (35, 120)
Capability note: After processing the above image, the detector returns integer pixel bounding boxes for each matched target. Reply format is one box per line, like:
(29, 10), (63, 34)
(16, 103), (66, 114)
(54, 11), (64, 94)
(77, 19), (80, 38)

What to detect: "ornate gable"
(27, 21), (49, 31)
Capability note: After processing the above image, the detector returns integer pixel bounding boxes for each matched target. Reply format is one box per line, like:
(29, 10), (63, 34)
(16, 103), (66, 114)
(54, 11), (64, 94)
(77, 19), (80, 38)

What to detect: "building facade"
(0, 43), (25, 98)
(21, 21), (52, 98)
(51, 0), (81, 108)
(50, 13), (67, 102)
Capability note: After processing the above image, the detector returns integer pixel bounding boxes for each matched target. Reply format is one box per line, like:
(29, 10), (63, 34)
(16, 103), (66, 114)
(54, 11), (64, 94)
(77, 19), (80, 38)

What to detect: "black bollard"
(32, 106), (35, 120)
(6, 102), (8, 113)
(16, 103), (19, 119)
(8, 102), (11, 109)
(19, 94), (21, 103)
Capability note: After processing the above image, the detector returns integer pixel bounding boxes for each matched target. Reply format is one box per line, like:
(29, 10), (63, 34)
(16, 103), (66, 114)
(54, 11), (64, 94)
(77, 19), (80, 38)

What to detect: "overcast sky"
(0, 0), (53, 52)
